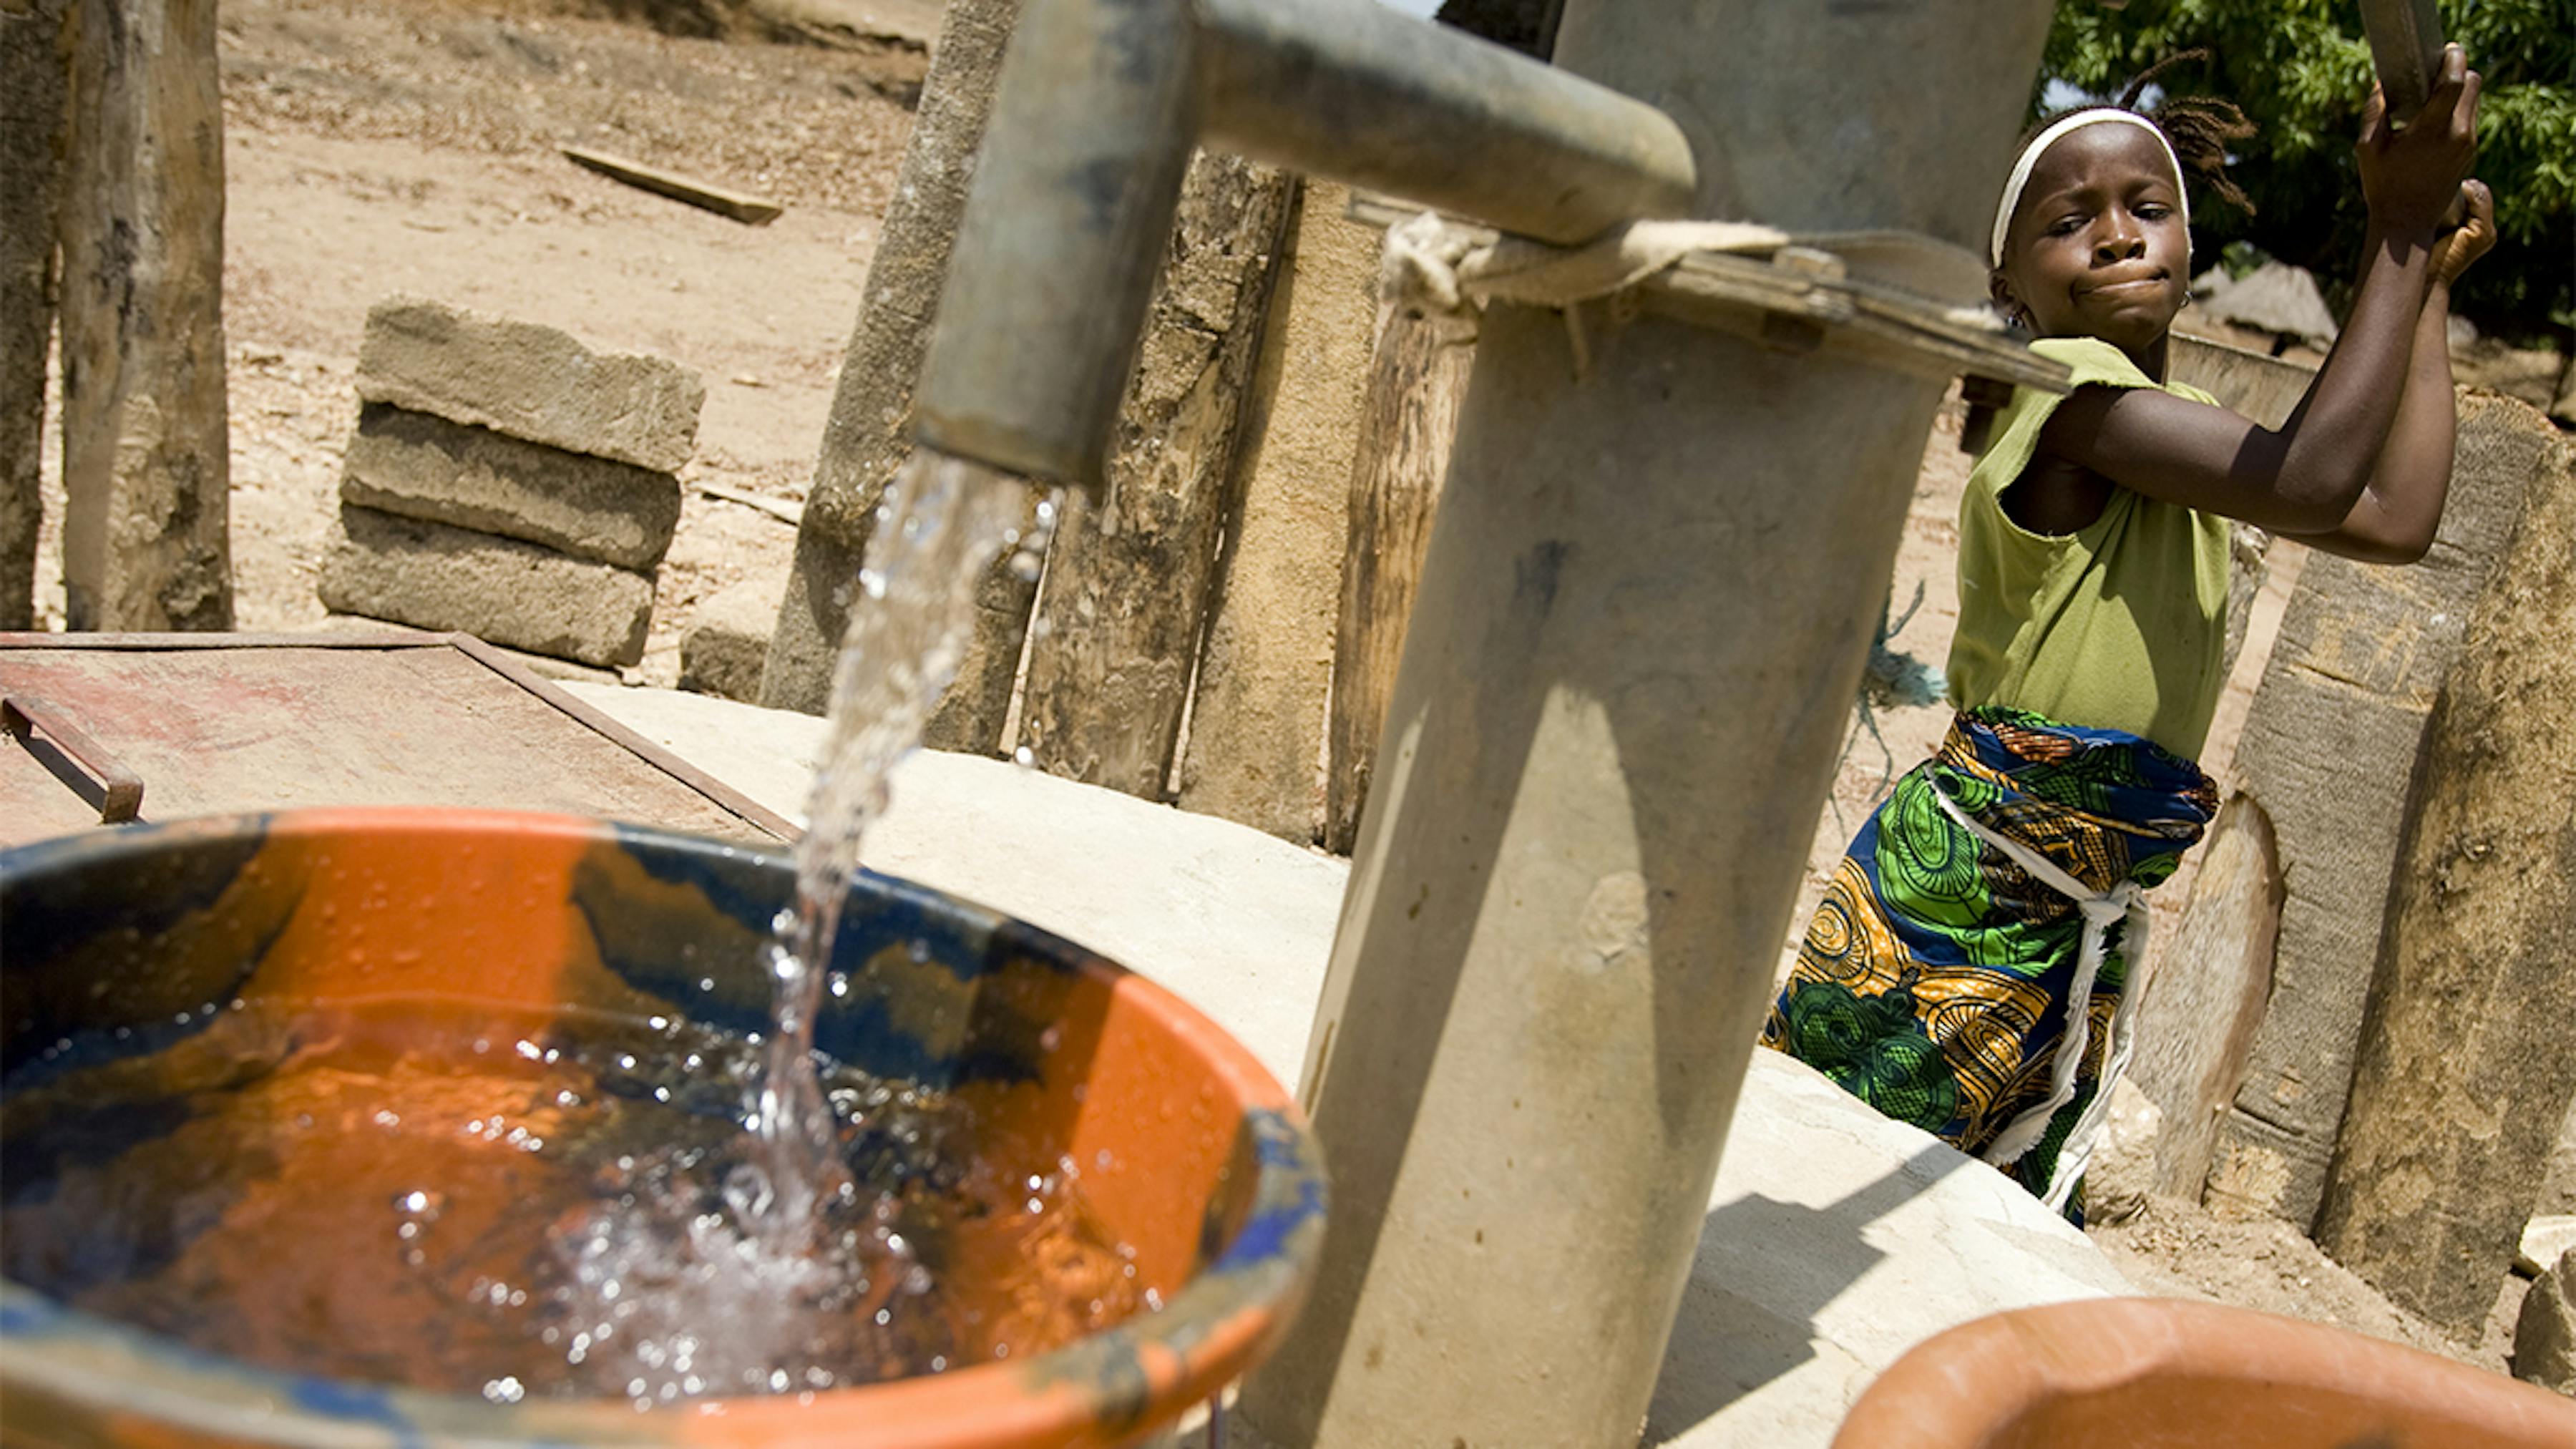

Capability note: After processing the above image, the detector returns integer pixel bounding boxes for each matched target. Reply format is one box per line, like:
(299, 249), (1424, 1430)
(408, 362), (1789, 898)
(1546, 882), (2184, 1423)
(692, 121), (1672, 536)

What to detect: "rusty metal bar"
(4, 693), (144, 822)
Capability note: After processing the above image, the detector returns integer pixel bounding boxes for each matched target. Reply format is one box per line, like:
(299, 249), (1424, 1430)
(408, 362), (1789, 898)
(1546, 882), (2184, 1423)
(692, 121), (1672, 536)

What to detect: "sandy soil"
(36, 0), (927, 682)
(19, 0), (2527, 1382)
(2089, 1194), (2526, 1373)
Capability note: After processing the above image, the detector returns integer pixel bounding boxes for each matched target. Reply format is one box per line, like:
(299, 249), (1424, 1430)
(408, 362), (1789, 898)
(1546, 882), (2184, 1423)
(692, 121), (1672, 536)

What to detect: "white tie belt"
(1929, 782), (2150, 1214)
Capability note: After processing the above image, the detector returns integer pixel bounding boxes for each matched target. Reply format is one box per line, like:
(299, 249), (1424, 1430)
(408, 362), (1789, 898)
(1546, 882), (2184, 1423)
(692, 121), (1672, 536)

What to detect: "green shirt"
(1946, 337), (2233, 761)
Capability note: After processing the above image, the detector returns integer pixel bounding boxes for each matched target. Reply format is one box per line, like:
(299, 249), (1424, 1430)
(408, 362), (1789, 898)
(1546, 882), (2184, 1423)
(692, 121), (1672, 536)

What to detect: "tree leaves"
(2041, 0), (2573, 332)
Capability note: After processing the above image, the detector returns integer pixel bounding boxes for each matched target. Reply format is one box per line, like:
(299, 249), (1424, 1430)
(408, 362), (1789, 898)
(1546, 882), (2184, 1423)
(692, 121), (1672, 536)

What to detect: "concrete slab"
(1654, 1054), (2130, 1446)
(560, 682), (1349, 1091)
(562, 683), (2136, 1447)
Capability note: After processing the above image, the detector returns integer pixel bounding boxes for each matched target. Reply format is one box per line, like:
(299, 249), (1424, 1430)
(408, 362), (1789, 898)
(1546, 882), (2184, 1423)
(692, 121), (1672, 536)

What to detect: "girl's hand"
(2356, 44), (2482, 235)
(2429, 180), (2496, 286)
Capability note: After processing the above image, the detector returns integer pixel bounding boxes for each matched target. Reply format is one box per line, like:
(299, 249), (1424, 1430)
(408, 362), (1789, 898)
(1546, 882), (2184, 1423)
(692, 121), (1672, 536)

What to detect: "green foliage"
(2044, 0), (2575, 333)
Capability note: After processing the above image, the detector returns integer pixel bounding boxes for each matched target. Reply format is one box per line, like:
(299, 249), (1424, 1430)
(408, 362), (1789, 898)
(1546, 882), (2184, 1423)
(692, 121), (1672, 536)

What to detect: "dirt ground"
(19, 0), (2523, 1382)
(35, 0), (931, 682)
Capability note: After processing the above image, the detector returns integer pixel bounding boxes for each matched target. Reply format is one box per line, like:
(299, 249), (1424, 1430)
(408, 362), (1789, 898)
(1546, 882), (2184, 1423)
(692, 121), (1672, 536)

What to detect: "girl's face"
(1991, 123), (2192, 360)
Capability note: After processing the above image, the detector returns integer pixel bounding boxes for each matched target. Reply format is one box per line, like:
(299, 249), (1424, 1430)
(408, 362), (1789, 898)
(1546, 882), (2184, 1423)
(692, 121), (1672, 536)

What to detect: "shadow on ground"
(1646, 1142), (1968, 1440)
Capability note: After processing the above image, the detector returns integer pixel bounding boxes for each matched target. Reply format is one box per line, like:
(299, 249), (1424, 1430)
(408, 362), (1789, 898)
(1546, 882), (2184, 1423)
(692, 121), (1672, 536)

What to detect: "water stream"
(542, 448), (1070, 1397)
(748, 449), (1043, 1242)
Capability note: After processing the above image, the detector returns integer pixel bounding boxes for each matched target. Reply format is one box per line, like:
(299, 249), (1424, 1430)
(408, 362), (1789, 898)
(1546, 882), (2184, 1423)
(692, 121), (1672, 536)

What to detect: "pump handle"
(2358, 0), (2445, 125)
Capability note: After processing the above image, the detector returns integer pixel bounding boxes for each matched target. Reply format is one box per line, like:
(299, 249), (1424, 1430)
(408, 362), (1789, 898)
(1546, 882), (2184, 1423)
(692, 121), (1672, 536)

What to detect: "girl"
(1762, 48), (2494, 1218)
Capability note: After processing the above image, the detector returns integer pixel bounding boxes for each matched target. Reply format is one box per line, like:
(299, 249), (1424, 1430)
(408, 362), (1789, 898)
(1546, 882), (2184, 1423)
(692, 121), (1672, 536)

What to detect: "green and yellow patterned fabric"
(1761, 707), (2216, 1215)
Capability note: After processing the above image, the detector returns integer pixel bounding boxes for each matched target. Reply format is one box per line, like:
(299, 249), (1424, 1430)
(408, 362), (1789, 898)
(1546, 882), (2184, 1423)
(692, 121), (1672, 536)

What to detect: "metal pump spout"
(910, 0), (1697, 490)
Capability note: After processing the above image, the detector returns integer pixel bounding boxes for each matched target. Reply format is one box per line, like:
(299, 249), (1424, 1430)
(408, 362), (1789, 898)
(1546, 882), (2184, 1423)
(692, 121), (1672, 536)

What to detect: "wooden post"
(1014, 152), (1292, 798)
(1322, 296), (1475, 854)
(2201, 391), (2543, 1228)
(57, 0), (233, 631)
(1176, 180), (1374, 843)
(761, 0), (1020, 721)
(1, 0), (69, 630)
(2313, 419), (2576, 1335)
(2130, 793), (2283, 1201)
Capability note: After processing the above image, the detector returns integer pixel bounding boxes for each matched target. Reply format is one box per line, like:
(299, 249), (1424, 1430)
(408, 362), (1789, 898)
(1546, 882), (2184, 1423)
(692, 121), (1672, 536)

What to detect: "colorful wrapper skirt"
(1760, 707), (2218, 1218)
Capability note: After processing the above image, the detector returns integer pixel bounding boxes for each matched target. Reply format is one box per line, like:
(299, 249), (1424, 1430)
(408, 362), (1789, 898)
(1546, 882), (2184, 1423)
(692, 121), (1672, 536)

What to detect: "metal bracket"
(1345, 194), (2071, 395)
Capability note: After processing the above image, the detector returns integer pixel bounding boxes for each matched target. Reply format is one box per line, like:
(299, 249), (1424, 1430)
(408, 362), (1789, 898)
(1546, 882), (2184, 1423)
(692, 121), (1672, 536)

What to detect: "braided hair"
(2109, 49), (2256, 218)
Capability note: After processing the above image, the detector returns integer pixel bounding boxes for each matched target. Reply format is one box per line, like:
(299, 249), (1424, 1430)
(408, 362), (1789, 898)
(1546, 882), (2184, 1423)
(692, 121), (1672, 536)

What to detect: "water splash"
(2, 456), (1147, 1407)
(1, 1002), (1141, 1405)
(537, 449), (1062, 1397)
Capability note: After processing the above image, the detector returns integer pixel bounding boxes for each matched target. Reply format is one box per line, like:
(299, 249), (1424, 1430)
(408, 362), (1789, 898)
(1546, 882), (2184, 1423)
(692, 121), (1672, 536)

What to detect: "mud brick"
(678, 577), (780, 703)
(341, 404), (682, 570)
(355, 297), (703, 472)
(318, 505), (652, 668)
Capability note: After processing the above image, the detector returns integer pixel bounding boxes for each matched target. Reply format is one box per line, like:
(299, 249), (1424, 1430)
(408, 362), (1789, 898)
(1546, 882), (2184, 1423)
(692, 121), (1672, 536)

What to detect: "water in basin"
(1, 997), (1142, 1406)
(2, 450), (1139, 1408)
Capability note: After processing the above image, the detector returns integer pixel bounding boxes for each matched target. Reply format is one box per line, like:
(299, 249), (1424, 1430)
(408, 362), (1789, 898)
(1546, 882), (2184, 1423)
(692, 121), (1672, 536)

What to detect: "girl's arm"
(2288, 180), (2494, 563)
(2034, 53), (2482, 537)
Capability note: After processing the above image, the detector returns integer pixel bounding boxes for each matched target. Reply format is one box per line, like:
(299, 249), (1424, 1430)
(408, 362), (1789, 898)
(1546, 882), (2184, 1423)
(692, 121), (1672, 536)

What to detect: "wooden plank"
(1, 0), (69, 631)
(2134, 793), (2283, 1202)
(2314, 422), (2576, 1335)
(696, 480), (803, 526)
(444, 635), (799, 841)
(1015, 152), (1294, 798)
(1322, 285), (1475, 854)
(560, 145), (783, 225)
(2205, 393), (2555, 1229)
(766, 0), (1018, 721)
(0, 643), (779, 847)
(1176, 180), (1372, 844)
(58, 0), (233, 631)
(2358, 0), (2446, 121)
(0, 626), (436, 649)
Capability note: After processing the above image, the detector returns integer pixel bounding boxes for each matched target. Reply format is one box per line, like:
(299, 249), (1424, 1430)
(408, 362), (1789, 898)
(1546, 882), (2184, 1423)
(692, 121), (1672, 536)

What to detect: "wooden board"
(560, 146), (783, 225)
(0, 634), (791, 849)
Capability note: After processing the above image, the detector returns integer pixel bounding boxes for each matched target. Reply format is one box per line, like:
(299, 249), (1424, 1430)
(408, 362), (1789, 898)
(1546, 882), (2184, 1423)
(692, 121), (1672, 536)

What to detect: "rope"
(1381, 211), (1792, 348)
(1928, 783), (2150, 1214)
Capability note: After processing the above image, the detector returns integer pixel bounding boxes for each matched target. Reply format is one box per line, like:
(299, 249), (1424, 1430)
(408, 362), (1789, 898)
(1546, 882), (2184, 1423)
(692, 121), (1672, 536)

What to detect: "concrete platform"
(568, 684), (2135, 1446)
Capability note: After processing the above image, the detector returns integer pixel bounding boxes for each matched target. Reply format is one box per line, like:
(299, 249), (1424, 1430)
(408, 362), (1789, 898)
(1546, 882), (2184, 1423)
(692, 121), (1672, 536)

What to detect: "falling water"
(525, 447), (1080, 1398)
(743, 449), (1045, 1238)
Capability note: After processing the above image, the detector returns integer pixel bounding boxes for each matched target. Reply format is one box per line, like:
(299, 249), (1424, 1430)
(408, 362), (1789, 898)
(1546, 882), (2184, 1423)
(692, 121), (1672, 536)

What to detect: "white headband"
(1989, 109), (2189, 268)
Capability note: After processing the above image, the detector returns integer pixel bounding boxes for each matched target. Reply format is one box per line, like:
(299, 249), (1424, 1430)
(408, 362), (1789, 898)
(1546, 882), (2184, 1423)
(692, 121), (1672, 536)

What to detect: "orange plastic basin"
(1834, 1297), (2576, 1448)
(0, 808), (1327, 1448)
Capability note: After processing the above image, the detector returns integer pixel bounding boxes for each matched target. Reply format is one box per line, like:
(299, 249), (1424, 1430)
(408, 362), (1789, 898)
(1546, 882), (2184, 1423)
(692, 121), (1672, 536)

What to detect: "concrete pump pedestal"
(567, 685), (2135, 1447)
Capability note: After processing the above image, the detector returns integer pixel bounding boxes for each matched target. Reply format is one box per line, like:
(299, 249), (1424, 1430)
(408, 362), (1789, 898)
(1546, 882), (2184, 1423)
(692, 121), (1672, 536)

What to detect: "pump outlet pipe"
(912, 0), (1694, 489)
